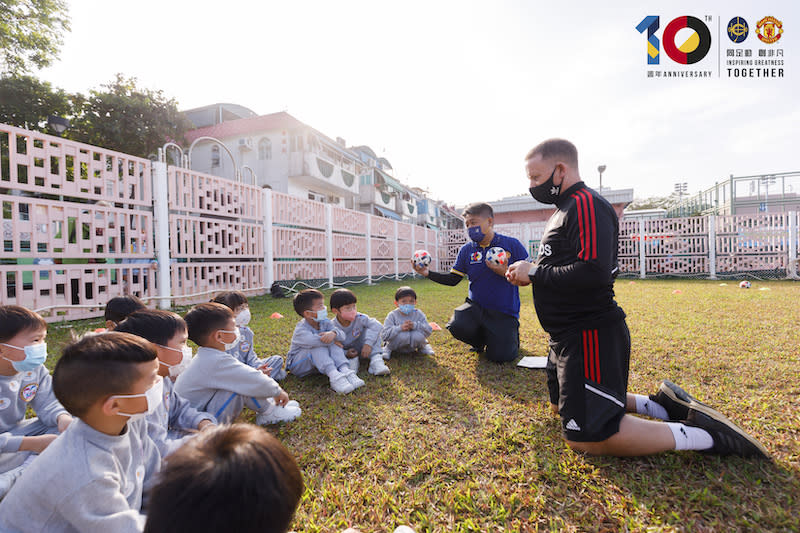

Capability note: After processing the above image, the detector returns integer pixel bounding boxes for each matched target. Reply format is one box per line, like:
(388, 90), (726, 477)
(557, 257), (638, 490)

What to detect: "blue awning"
(374, 206), (401, 221)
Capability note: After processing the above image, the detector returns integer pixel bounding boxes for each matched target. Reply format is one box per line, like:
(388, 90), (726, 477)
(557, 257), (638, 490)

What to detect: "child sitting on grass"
(143, 423), (303, 533)
(286, 289), (363, 394)
(381, 286), (434, 356)
(104, 295), (146, 330)
(329, 289), (389, 376)
(0, 305), (73, 500)
(211, 291), (287, 380)
(115, 310), (216, 456)
(0, 332), (162, 531)
(175, 303), (301, 426)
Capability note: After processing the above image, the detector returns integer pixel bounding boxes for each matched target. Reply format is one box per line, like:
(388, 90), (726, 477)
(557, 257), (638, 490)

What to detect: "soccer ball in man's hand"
(739, 280), (751, 289)
(486, 247), (509, 266)
(412, 250), (432, 268)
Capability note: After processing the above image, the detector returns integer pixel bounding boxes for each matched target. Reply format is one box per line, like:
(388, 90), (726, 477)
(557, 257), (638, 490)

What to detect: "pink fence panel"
(2, 195), (152, 260)
(272, 191), (325, 229)
(273, 227), (326, 259)
(274, 261), (327, 281)
(167, 167), (261, 220)
(645, 256), (708, 274)
(170, 262), (264, 303)
(397, 241), (413, 262)
(715, 213), (790, 272)
(332, 234), (367, 259)
(371, 238), (394, 259)
(170, 215), (262, 259)
(372, 260), (395, 277)
(370, 215), (393, 238)
(333, 261), (368, 278)
(0, 263), (155, 322)
(331, 206), (367, 234)
(1, 124), (152, 207)
(396, 221), (412, 242)
(438, 229), (467, 272)
(618, 257), (639, 274)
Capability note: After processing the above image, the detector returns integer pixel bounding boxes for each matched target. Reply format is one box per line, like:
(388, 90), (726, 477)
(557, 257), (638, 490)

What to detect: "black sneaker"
(650, 379), (728, 422)
(684, 409), (770, 459)
(468, 345), (485, 354)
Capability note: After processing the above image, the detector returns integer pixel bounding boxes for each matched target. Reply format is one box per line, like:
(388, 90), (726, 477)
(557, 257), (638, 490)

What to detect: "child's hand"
(345, 348), (359, 359)
(402, 320), (414, 331)
(274, 390), (289, 407)
(57, 413), (73, 433)
(320, 331), (336, 344)
(19, 434), (58, 454)
(257, 362), (273, 376)
(198, 419), (215, 431)
(334, 341), (344, 348)
(360, 345), (372, 359)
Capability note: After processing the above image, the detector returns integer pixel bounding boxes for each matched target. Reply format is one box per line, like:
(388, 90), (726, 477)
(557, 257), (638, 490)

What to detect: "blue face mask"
(398, 303), (415, 315)
(314, 307), (328, 322)
(467, 225), (485, 243)
(2, 342), (48, 373)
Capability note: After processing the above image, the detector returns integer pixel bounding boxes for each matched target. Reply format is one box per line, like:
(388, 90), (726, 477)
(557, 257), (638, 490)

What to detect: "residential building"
(489, 187), (634, 223)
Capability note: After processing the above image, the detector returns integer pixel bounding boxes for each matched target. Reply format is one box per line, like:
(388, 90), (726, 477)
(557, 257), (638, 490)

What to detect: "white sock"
(667, 422), (714, 451)
(633, 394), (670, 420)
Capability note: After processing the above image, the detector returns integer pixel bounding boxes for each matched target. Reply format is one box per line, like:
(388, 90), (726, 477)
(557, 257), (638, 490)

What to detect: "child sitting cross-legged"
(329, 289), (390, 376)
(115, 310), (217, 456)
(104, 295), (146, 331)
(286, 289), (364, 394)
(0, 332), (162, 532)
(381, 286), (435, 357)
(175, 303), (301, 426)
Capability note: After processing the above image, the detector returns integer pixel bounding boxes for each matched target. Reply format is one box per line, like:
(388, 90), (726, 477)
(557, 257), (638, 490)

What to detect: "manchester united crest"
(756, 16), (783, 44)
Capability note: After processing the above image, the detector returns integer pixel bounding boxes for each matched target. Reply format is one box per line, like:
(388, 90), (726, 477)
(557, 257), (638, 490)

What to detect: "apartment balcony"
(288, 150), (360, 196)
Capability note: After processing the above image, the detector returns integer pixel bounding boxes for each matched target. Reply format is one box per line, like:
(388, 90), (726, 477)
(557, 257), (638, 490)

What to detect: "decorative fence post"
(638, 218), (646, 279)
(152, 161), (172, 309)
(263, 188), (274, 288)
(325, 204), (334, 289)
(789, 211), (798, 279)
(393, 220), (400, 281)
(708, 215), (717, 280)
(366, 215), (373, 285)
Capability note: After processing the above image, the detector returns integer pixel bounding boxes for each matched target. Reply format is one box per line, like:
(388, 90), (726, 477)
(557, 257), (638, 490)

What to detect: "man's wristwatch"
(528, 264), (538, 283)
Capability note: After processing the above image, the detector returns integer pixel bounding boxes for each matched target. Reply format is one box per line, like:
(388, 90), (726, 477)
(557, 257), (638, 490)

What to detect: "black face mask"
(529, 167), (560, 204)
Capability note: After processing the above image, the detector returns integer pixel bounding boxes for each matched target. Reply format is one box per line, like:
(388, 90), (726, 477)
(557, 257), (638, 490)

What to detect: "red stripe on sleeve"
(576, 189), (597, 260)
(573, 194), (587, 261)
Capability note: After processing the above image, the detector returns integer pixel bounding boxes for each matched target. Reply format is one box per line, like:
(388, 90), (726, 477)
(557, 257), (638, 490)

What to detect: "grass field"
(45, 278), (800, 532)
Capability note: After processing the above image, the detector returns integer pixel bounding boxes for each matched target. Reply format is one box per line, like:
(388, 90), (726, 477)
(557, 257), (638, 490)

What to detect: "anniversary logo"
(635, 13), (788, 80)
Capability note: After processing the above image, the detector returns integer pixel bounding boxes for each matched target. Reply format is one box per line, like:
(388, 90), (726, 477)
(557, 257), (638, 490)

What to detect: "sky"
(38, 0), (799, 206)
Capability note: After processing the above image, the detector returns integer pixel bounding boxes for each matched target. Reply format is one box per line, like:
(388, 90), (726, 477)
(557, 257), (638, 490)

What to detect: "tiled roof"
(184, 112), (307, 143)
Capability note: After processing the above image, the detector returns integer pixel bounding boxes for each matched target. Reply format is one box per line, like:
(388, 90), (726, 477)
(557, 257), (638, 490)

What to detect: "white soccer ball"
(412, 249), (432, 268)
(485, 246), (509, 266)
(739, 280), (751, 289)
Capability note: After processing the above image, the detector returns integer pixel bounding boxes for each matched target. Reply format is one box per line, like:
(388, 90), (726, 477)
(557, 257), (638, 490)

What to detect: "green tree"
(70, 74), (191, 158)
(0, 0), (71, 74)
(0, 74), (76, 131)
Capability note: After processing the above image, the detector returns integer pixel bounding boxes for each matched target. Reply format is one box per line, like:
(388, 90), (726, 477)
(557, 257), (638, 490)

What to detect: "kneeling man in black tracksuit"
(412, 202), (528, 363)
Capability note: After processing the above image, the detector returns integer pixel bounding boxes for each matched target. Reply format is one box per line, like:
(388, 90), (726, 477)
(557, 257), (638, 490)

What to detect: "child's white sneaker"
(286, 399), (300, 408)
(369, 357), (390, 376)
(256, 404), (302, 425)
(330, 373), (355, 394)
(419, 343), (435, 355)
(346, 356), (360, 372)
(345, 370), (365, 389)
(0, 464), (26, 500)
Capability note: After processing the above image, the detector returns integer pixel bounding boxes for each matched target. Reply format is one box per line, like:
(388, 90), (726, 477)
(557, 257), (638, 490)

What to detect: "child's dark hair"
(461, 202), (494, 219)
(184, 303), (234, 346)
(211, 291), (249, 311)
(144, 423), (304, 533)
(115, 309), (187, 346)
(329, 288), (357, 310)
(0, 305), (47, 343)
(394, 286), (417, 301)
(105, 295), (146, 324)
(53, 332), (157, 418)
(292, 289), (324, 317)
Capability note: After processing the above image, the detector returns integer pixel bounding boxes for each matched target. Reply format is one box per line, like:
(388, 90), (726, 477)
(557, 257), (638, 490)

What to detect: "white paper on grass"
(517, 356), (548, 369)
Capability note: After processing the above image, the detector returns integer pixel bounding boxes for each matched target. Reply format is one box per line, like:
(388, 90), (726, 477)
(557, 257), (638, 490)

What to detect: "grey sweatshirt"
(146, 377), (216, 457)
(174, 347), (283, 416)
(0, 365), (68, 452)
(286, 319), (345, 366)
(332, 313), (383, 350)
(381, 308), (433, 343)
(0, 417), (160, 533)
(228, 326), (263, 367)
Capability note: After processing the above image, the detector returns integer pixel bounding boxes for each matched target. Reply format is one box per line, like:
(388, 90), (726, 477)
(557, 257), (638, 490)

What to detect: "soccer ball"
(412, 249), (432, 268)
(739, 280), (751, 289)
(485, 247), (509, 266)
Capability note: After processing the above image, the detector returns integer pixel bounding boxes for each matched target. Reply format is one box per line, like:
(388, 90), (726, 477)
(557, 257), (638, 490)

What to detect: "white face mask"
(111, 378), (164, 420)
(158, 344), (193, 378)
(314, 306), (328, 322)
(218, 329), (241, 351)
(235, 308), (251, 327)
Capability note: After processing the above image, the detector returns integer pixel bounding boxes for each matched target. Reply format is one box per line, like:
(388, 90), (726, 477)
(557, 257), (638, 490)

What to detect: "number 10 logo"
(636, 16), (712, 65)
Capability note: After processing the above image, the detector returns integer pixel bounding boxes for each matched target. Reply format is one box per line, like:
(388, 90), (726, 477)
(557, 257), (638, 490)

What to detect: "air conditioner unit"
(238, 138), (253, 151)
